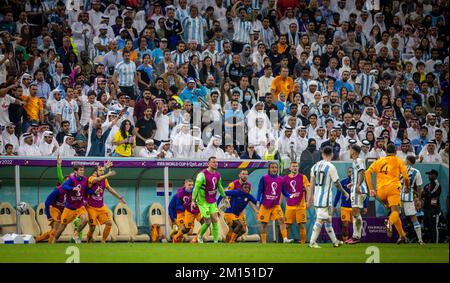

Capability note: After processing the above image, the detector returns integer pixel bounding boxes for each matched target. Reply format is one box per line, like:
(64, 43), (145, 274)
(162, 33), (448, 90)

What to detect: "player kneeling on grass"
(283, 161), (309, 244)
(401, 155), (424, 245)
(365, 143), (410, 244)
(86, 161), (126, 243)
(191, 157), (230, 243)
(346, 144), (369, 244)
(308, 146), (349, 248)
(50, 165), (90, 244)
(218, 183), (258, 243)
(257, 162), (299, 244)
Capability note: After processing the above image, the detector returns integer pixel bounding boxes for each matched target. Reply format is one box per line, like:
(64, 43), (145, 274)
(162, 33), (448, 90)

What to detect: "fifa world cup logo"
(290, 180), (297, 192)
(271, 182), (278, 195)
(212, 177), (217, 189)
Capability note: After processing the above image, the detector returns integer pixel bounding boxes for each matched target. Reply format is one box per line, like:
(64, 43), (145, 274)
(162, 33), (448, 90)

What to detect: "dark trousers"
(424, 209), (440, 243)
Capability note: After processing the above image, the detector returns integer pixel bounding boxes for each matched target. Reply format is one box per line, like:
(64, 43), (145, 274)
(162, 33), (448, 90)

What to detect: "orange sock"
(48, 228), (56, 244)
(87, 230), (94, 243)
(230, 232), (238, 243)
(389, 210), (405, 238)
(36, 231), (51, 242)
(173, 230), (183, 242)
(102, 225), (111, 242)
(281, 228), (288, 239)
(300, 227), (307, 244)
(225, 231), (233, 243)
(261, 233), (267, 244)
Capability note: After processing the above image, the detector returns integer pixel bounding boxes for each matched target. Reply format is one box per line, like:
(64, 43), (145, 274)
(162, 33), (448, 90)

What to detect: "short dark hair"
(351, 144), (361, 154)
(386, 143), (396, 154)
(208, 156), (217, 162)
(322, 146), (333, 156)
(406, 155), (416, 165)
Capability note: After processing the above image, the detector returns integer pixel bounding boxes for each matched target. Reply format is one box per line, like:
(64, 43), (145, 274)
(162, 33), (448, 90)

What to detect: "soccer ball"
(16, 202), (28, 214)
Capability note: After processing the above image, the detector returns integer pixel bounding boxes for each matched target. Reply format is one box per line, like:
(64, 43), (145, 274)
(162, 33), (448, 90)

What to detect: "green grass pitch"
(0, 243), (448, 263)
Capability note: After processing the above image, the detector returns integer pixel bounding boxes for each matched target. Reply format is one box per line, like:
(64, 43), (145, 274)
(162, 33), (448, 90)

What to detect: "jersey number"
(316, 171), (325, 186)
(380, 163), (388, 175)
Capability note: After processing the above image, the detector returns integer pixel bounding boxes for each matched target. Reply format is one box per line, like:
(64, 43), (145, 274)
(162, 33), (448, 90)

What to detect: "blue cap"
(187, 77), (195, 84)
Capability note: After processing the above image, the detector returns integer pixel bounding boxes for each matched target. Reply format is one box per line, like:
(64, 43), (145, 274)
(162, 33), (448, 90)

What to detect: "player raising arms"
(38, 155), (69, 243)
(191, 157), (229, 243)
(86, 161), (125, 243)
(308, 146), (349, 248)
(401, 156), (424, 245)
(50, 164), (90, 244)
(283, 161), (310, 244)
(257, 162), (298, 244)
(346, 145), (369, 244)
(218, 182), (259, 243)
(365, 143), (410, 244)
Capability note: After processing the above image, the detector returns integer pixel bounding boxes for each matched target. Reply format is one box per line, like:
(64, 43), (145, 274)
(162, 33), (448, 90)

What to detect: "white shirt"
(154, 111), (170, 142)
(1, 131), (19, 153)
(79, 96), (103, 127)
(420, 151), (442, 163)
(258, 76), (274, 98)
(138, 147), (158, 158)
(0, 94), (15, 126)
(57, 99), (79, 134)
(18, 143), (41, 156)
(310, 160), (340, 208)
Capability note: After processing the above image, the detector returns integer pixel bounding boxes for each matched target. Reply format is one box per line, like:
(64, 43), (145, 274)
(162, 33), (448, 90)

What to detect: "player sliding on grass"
(401, 156), (424, 245)
(191, 156), (230, 243)
(171, 179), (203, 243)
(218, 182), (258, 243)
(283, 161), (309, 244)
(86, 161), (126, 243)
(38, 154), (69, 243)
(365, 143), (410, 244)
(346, 145), (369, 244)
(257, 162), (298, 244)
(308, 146), (349, 248)
(50, 164), (90, 244)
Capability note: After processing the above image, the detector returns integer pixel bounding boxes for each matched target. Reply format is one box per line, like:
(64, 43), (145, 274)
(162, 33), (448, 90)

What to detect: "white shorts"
(402, 201), (417, 217)
(315, 207), (332, 220)
(351, 193), (367, 209)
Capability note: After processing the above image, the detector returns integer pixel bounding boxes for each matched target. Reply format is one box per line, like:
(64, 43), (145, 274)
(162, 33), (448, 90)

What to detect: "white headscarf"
(203, 135), (225, 159)
(56, 135), (76, 157)
(38, 131), (59, 156)
(246, 102), (271, 132)
(18, 133), (41, 156)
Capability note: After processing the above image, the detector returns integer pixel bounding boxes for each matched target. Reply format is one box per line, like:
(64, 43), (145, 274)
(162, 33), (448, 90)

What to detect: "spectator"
(419, 141), (443, 163)
(112, 119), (136, 157)
(240, 144), (261, 160)
(138, 139), (159, 158)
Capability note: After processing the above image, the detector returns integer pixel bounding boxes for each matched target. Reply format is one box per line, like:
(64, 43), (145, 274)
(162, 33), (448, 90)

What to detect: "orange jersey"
(271, 76), (294, 101)
(367, 155), (409, 191)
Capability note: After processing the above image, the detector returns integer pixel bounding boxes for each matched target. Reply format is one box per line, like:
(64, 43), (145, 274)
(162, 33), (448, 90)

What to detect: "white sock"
(310, 221), (322, 244)
(325, 223), (338, 243)
(354, 214), (362, 239)
(413, 221), (423, 242)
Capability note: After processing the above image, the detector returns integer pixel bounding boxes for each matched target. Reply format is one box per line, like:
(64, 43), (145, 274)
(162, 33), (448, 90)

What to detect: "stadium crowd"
(0, 0), (448, 167)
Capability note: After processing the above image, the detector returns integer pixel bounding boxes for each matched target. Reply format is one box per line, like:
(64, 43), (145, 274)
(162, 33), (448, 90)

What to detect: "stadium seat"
(114, 203), (150, 242)
(57, 220), (74, 242)
(95, 207), (128, 242)
(148, 203), (166, 242)
(0, 202), (16, 235)
(18, 202), (40, 237)
(35, 203), (50, 235)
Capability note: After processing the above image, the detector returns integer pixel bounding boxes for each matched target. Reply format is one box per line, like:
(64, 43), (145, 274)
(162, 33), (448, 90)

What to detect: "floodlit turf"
(0, 243), (448, 263)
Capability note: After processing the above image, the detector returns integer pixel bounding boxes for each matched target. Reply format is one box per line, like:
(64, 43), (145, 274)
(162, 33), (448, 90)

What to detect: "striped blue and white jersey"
(401, 166), (423, 202)
(311, 160), (340, 208)
(232, 17), (252, 43)
(351, 158), (368, 195)
(114, 60), (136, 87)
(355, 73), (375, 97)
(176, 7), (190, 22)
(182, 16), (207, 46)
(171, 50), (189, 66)
(93, 36), (112, 57)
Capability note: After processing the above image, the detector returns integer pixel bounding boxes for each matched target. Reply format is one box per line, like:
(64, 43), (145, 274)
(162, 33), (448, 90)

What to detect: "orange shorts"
(224, 213), (239, 226)
(285, 198), (307, 224)
(377, 186), (401, 207)
(184, 211), (202, 229)
(239, 211), (247, 226)
(257, 205), (284, 223)
(87, 204), (112, 225)
(340, 207), (353, 223)
(49, 206), (63, 223)
(60, 206), (88, 224)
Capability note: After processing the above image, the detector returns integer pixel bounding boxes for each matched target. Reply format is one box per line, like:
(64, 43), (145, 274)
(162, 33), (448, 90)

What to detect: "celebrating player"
(223, 170), (256, 242)
(401, 156), (424, 245)
(308, 146), (349, 248)
(346, 145), (369, 244)
(365, 143), (410, 244)
(38, 155), (69, 243)
(333, 167), (353, 242)
(218, 182), (258, 243)
(50, 165), (90, 244)
(86, 161), (125, 243)
(191, 156), (229, 243)
(283, 161), (309, 244)
(168, 188), (186, 241)
(257, 162), (298, 244)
